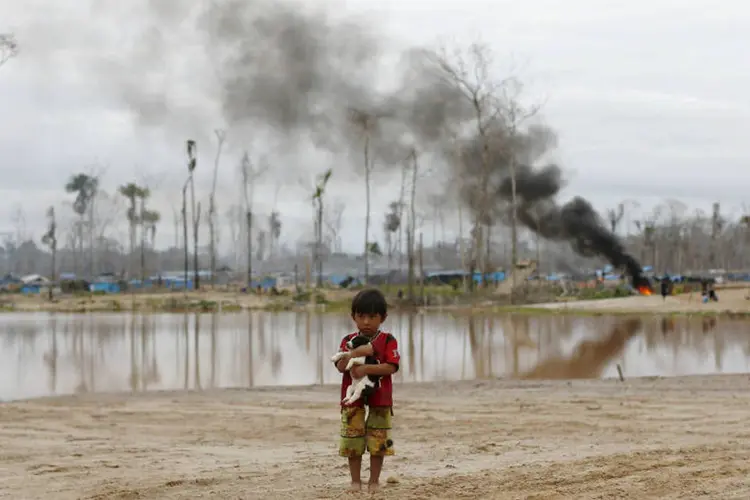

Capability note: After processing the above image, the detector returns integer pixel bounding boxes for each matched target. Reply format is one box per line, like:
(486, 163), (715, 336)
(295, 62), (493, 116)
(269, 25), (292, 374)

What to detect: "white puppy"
(331, 336), (378, 405)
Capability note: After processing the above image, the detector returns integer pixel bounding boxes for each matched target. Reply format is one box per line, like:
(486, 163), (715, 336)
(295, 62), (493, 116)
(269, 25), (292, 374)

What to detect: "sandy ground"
(533, 287), (750, 314)
(0, 288), (364, 313)
(2, 375), (750, 499)
(2, 285), (749, 314)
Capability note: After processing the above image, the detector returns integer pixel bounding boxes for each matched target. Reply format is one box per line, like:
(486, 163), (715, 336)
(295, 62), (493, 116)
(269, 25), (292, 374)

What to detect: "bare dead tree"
(225, 205), (241, 269)
(497, 77), (542, 296)
(324, 199), (345, 254)
(349, 108), (389, 285)
(425, 43), (504, 291)
(396, 161), (408, 273)
(181, 180), (190, 288)
(406, 149), (419, 302)
(383, 201), (401, 279)
(312, 169), (333, 287)
(208, 129), (226, 287)
(239, 152), (267, 289)
(607, 204), (625, 234)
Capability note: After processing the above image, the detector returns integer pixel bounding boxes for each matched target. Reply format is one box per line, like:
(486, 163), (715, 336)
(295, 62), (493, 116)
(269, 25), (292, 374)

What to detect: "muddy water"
(0, 312), (748, 401)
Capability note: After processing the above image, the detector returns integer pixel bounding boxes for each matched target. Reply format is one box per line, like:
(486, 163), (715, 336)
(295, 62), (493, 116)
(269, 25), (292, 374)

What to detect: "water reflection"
(2, 312), (750, 401)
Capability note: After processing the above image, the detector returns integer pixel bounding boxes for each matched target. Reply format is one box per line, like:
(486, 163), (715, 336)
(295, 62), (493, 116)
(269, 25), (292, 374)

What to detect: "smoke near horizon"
(498, 144), (647, 285)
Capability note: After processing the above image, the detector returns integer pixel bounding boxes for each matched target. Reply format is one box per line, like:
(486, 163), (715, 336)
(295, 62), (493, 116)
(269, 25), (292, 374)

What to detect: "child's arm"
(334, 344), (374, 373)
(359, 363), (397, 377)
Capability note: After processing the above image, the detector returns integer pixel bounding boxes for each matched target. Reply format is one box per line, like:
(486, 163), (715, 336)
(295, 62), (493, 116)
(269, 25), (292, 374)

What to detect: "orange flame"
(638, 286), (652, 296)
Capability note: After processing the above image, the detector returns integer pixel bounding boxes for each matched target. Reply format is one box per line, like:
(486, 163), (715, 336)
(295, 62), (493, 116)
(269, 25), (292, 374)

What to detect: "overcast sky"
(1, 0), (749, 253)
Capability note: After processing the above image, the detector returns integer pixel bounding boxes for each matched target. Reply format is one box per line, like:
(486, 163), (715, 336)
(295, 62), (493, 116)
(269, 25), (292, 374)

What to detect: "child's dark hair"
(351, 288), (388, 318)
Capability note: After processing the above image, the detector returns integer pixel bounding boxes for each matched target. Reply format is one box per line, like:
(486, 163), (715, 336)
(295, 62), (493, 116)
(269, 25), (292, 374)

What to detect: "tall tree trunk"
(418, 232), (424, 303)
(128, 208), (136, 280)
(251, 209), (253, 292)
(208, 206), (216, 287)
(484, 222), (491, 287)
(397, 164), (407, 274)
(458, 203), (467, 292)
(139, 198), (146, 285)
(78, 217), (84, 277)
(385, 230), (392, 283)
(88, 199), (95, 278)
(49, 242), (56, 301)
(363, 135), (371, 285)
(182, 184), (189, 290)
(209, 131), (226, 288)
(316, 198), (324, 287)
(535, 228), (541, 288)
(509, 150), (519, 303)
(190, 176), (200, 290)
(407, 152), (418, 302)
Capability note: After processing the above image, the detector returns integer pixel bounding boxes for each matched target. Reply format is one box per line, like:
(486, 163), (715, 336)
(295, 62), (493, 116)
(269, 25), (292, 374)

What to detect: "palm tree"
(268, 211), (282, 260)
(65, 173), (97, 277)
(136, 187), (152, 284)
(118, 183), (145, 279)
(141, 209), (161, 281)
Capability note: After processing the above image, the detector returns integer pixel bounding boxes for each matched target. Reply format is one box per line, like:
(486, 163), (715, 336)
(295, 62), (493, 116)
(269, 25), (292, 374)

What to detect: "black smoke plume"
(453, 123), (648, 288)
(498, 164), (649, 288)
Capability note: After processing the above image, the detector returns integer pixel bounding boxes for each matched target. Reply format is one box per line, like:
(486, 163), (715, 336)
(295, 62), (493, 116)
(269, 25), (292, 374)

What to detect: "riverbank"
(508, 286), (750, 317)
(1, 286), (748, 317)
(2, 375), (749, 499)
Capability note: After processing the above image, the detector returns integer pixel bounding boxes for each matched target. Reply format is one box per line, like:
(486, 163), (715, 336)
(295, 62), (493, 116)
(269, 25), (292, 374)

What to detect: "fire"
(638, 286), (652, 296)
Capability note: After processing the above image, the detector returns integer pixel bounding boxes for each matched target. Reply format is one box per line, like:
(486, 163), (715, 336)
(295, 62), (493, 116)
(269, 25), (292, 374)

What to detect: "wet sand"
(2, 375), (750, 499)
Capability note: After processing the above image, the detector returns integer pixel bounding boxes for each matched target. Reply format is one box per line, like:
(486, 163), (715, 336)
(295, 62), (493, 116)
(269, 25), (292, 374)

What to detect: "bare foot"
(348, 481), (362, 492)
(367, 482), (380, 494)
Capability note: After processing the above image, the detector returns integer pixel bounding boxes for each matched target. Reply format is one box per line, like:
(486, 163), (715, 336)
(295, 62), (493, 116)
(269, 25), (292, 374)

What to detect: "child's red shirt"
(337, 331), (400, 408)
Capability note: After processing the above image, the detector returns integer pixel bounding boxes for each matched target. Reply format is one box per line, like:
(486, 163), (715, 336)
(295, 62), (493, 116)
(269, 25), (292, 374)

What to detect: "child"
(333, 288), (400, 494)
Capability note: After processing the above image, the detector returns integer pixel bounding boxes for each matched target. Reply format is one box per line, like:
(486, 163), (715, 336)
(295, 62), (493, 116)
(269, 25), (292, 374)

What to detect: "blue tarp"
(90, 282), (120, 293)
(21, 285), (42, 294)
(250, 277), (277, 290)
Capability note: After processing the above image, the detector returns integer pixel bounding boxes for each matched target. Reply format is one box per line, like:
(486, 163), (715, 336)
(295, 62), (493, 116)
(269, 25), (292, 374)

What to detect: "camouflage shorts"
(339, 406), (394, 458)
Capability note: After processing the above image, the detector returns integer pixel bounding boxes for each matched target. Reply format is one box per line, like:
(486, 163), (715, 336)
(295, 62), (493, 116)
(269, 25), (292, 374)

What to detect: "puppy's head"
(346, 334), (371, 350)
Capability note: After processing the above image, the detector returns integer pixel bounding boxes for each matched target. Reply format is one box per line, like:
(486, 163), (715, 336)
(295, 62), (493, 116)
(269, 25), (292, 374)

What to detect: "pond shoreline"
(1, 286), (748, 317)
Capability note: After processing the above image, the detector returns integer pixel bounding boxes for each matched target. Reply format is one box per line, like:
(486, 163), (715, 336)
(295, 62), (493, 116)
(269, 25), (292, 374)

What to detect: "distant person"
(660, 275), (670, 301)
(708, 283), (718, 302)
